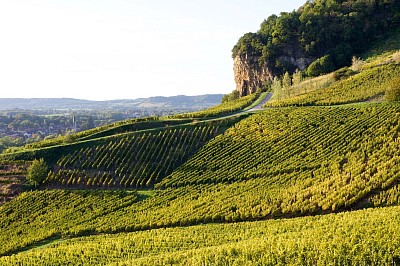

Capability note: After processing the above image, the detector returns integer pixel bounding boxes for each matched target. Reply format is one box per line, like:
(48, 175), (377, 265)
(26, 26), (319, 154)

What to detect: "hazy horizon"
(0, 93), (225, 102)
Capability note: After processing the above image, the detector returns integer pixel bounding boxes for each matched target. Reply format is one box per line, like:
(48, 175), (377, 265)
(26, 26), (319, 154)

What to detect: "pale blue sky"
(0, 0), (305, 100)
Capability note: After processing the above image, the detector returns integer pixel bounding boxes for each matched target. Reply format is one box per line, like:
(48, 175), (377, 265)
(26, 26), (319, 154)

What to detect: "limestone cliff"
(233, 54), (272, 97)
(234, 53), (313, 96)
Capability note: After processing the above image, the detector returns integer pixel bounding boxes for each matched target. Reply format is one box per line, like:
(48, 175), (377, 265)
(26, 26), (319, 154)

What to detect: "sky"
(0, 0), (305, 101)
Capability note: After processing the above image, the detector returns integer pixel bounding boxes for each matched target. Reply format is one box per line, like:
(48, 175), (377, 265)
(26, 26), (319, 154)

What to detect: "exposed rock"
(277, 56), (315, 71)
(234, 53), (314, 96)
(234, 54), (273, 97)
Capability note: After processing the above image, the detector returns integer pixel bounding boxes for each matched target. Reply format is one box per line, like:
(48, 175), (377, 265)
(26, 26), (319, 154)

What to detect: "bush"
(385, 77), (400, 102)
(306, 55), (335, 77)
(351, 56), (365, 71)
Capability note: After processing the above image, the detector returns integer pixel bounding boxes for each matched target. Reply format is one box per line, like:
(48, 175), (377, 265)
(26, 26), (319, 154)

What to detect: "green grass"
(243, 91), (269, 110)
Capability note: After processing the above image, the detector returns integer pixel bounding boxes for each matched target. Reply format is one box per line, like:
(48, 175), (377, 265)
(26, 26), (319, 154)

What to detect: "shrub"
(351, 56), (365, 71)
(221, 90), (240, 103)
(306, 55), (335, 77)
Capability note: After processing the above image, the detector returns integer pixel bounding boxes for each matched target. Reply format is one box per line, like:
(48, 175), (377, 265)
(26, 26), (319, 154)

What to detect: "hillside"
(1, 101), (400, 262)
(1, 0), (400, 265)
(0, 95), (223, 111)
(267, 50), (400, 107)
(1, 206), (399, 265)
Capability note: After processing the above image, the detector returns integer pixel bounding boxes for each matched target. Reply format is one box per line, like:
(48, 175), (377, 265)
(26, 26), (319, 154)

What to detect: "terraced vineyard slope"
(1, 205), (399, 265)
(1, 116), (246, 190)
(160, 104), (400, 214)
(49, 125), (221, 189)
(1, 103), (400, 259)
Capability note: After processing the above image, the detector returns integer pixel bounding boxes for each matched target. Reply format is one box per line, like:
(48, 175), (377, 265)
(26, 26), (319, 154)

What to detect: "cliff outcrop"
(232, 0), (400, 97)
(234, 53), (313, 96)
(233, 54), (272, 97)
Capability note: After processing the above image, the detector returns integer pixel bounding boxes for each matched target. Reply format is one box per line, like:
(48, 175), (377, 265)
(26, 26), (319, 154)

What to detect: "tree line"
(232, 0), (400, 77)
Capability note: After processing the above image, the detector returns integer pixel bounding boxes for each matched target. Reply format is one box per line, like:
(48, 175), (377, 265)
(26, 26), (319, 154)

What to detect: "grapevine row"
(49, 125), (220, 189)
(1, 192), (400, 265)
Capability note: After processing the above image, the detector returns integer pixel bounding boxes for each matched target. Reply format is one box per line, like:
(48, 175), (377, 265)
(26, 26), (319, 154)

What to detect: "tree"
(271, 77), (283, 100)
(26, 158), (48, 187)
(292, 69), (303, 85)
(221, 90), (240, 103)
(282, 71), (292, 89)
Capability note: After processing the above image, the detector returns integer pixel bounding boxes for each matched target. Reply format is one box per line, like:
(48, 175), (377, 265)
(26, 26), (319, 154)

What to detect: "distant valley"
(0, 94), (223, 111)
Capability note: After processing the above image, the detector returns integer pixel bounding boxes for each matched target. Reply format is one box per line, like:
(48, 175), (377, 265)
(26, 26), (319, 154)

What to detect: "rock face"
(277, 56), (314, 72)
(234, 53), (314, 97)
(233, 54), (273, 97)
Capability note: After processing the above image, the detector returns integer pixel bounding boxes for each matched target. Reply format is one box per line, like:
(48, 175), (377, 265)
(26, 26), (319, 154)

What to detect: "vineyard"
(160, 104), (400, 214)
(48, 124), (222, 189)
(1, 103), (400, 260)
(0, 204), (399, 265)
(1, 116), (248, 189)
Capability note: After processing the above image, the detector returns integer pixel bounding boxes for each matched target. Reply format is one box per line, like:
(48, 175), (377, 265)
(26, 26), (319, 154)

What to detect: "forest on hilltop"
(233, 0), (400, 76)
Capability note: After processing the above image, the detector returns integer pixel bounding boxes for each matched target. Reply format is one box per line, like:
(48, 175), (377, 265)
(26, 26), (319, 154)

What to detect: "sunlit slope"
(1, 205), (399, 265)
(266, 28), (400, 107)
(1, 117), (244, 189)
(49, 125), (221, 189)
(268, 60), (400, 107)
(1, 172), (399, 258)
(160, 104), (400, 211)
(2, 90), (400, 262)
